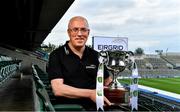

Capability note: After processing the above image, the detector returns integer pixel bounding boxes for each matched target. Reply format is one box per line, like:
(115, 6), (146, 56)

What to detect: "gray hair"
(68, 16), (89, 29)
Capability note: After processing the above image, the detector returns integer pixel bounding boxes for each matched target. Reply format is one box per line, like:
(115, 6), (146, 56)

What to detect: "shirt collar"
(64, 41), (89, 59)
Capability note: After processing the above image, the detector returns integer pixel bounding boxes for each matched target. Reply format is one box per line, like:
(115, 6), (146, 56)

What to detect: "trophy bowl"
(100, 50), (133, 105)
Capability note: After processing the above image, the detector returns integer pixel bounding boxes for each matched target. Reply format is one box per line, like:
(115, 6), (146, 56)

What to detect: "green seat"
(36, 86), (56, 111)
(53, 104), (85, 111)
(37, 87), (85, 111)
(34, 74), (85, 111)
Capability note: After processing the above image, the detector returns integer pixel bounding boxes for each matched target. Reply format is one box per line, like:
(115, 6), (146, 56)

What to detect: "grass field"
(119, 77), (180, 94)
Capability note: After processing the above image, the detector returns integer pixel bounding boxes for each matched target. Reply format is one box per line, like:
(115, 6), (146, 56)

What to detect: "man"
(48, 16), (112, 110)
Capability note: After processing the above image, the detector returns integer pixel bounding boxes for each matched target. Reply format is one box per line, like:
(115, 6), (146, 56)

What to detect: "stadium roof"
(1, 0), (74, 51)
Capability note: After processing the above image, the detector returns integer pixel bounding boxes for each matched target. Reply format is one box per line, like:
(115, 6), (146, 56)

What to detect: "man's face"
(68, 19), (90, 48)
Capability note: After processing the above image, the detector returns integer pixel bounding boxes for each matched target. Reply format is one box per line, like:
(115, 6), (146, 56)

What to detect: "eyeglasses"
(68, 27), (89, 34)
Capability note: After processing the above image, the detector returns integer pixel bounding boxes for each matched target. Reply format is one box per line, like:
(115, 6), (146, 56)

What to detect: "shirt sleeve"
(47, 50), (64, 81)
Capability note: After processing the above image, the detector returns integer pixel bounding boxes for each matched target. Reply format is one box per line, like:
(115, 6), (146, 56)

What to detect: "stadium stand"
(0, 54), (22, 86)
(161, 53), (180, 68)
(117, 53), (180, 111)
(138, 89), (180, 111)
(120, 54), (180, 78)
(145, 57), (169, 69)
(135, 59), (147, 69)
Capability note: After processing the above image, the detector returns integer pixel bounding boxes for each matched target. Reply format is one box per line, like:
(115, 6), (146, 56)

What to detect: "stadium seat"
(32, 65), (85, 111)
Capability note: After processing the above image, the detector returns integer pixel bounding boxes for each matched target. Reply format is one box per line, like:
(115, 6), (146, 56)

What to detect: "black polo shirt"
(48, 41), (109, 89)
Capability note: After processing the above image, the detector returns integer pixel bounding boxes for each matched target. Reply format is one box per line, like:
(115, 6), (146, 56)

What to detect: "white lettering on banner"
(92, 36), (128, 52)
(98, 45), (123, 51)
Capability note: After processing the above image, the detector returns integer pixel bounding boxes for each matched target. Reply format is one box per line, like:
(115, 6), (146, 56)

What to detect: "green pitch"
(119, 77), (180, 94)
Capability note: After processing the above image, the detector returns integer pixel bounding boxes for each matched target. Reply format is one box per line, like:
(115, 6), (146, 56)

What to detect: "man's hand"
(104, 76), (113, 86)
(89, 89), (96, 103)
(104, 96), (112, 106)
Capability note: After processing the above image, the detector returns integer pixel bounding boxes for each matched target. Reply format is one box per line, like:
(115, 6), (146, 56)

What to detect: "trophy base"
(104, 87), (129, 105)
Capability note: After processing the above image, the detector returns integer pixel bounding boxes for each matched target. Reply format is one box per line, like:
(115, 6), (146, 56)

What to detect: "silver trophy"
(99, 50), (133, 105)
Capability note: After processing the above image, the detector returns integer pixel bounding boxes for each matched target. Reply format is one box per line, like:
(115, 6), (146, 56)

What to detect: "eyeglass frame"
(68, 27), (89, 34)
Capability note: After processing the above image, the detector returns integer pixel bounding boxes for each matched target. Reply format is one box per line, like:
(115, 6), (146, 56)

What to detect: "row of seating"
(0, 54), (13, 61)
(32, 64), (85, 111)
(139, 90), (180, 111)
(145, 58), (170, 69)
(161, 55), (180, 67)
(135, 58), (172, 70)
(0, 59), (21, 86)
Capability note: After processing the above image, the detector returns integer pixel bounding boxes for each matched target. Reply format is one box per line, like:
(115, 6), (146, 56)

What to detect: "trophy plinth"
(104, 87), (128, 105)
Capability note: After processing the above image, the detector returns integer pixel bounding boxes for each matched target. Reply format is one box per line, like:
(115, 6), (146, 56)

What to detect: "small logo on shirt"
(64, 46), (69, 55)
(86, 64), (96, 69)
